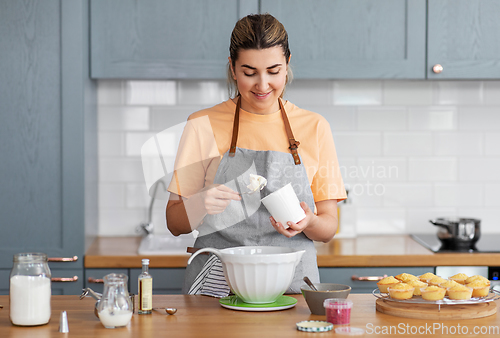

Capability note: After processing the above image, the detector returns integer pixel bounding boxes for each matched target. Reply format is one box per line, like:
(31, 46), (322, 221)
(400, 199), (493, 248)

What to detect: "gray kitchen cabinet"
(129, 268), (185, 295)
(0, 271), (10, 295)
(90, 0), (259, 79)
(261, 0), (427, 79)
(0, 0), (97, 295)
(90, 0), (500, 80)
(319, 267), (432, 294)
(427, 0), (500, 79)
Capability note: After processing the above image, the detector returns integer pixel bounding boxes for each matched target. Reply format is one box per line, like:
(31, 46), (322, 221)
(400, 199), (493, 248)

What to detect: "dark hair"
(227, 13), (293, 98)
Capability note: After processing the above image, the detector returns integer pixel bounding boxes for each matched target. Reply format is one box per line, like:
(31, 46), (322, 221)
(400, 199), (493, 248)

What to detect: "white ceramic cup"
(261, 183), (306, 228)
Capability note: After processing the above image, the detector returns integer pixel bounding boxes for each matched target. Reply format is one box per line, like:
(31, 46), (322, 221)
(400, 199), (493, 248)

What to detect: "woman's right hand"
(200, 184), (241, 215)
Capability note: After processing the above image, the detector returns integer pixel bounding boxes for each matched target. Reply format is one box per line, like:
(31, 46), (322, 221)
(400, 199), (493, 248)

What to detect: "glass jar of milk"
(9, 253), (52, 326)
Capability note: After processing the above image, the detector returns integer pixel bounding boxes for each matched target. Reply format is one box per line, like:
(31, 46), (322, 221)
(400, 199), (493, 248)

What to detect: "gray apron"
(184, 97), (320, 294)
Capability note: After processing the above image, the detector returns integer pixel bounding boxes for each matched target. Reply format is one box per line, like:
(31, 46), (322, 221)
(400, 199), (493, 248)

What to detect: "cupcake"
(406, 280), (427, 296)
(388, 283), (414, 300)
(465, 275), (490, 286)
(447, 284), (473, 300)
(449, 273), (468, 285)
(395, 273), (419, 283)
(428, 276), (447, 286)
(439, 280), (460, 295)
(377, 276), (400, 293)
(421, 286), (446, 301)
(418, 272), (436, 283)
(466, 279), (490, 298)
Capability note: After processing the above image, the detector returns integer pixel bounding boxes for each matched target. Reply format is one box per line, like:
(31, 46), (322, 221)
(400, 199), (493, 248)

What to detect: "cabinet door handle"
(48, 256), (79, 262)
(51, 276), (79, 283)
(87, 277), (104, 284)
(432, 64), (443, 74)
(351, 275), (388, 281)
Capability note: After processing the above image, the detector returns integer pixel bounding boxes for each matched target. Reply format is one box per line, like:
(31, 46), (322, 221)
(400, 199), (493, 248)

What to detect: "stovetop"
(411, 233), (500, 253)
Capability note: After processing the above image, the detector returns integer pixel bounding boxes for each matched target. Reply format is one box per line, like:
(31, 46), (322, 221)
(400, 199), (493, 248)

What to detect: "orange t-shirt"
(167, 99), (346, 202)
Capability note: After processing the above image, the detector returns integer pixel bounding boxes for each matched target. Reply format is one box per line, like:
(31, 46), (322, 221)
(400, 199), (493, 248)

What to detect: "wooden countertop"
(84, 235), (500, 268)
(1, 294), (499, 337)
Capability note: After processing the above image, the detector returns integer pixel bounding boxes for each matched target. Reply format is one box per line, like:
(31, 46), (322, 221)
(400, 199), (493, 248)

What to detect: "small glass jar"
(10, 253), (52, 326)
(324, 298), (353, 325)
(97, 273), (133, 329)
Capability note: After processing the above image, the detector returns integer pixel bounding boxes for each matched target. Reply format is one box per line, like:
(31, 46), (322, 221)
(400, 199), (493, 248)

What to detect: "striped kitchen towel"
(188, 254), (231, 298)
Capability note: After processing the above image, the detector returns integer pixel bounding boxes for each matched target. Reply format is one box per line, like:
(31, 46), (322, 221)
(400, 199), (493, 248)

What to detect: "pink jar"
(323, 298), (353, 325)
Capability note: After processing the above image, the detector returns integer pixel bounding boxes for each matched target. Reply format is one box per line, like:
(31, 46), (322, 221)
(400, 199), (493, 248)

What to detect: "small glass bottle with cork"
(138, 258), (153, 314)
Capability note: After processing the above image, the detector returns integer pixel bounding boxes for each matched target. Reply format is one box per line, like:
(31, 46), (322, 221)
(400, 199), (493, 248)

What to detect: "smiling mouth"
(253, 91), (271, 98)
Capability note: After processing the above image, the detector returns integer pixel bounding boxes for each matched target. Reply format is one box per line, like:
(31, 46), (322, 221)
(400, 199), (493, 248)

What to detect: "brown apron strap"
(279, 98), (301, 165)
(228, 96), (301, 165)
(187, 247), (209, 255)
(228, 96), (241, 157)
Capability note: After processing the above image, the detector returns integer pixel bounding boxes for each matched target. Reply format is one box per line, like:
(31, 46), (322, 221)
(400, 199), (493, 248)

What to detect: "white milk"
(10, 275), (51, 326)
(98, 308), (133, 328)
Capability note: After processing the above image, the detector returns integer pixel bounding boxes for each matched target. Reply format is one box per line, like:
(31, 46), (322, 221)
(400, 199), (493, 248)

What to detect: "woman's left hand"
(270, 201), (316, 238)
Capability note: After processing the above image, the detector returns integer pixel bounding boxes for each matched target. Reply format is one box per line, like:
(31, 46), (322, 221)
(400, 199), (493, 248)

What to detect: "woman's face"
(230, 46), (288, 115)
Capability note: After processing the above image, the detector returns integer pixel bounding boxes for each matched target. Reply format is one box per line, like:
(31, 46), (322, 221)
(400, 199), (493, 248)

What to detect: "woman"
(166, 13), (346, 295)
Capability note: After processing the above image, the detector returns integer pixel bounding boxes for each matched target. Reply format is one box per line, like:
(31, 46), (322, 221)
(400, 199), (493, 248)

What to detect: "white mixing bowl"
(188, 246), (305, 304)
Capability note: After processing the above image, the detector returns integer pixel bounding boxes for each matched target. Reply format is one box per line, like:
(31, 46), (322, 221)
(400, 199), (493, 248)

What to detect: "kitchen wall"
(97, 80), (500, 237)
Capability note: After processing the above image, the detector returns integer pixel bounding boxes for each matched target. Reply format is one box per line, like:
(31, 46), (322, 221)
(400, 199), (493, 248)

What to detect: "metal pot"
(429, 218), (481, 250)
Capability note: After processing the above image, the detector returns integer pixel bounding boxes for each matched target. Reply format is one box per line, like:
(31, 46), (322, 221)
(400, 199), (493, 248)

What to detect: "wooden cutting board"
(376, 298), (497, 320)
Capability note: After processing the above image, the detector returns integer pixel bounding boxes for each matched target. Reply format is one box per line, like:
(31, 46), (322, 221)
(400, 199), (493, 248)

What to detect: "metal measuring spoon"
(153, 307), (177, 315)
(303, 276), (318, 291)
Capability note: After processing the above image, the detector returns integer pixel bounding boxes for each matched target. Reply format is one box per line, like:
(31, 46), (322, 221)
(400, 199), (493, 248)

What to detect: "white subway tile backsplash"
(178, 80), (227, 105)
(99, 132), (124, 156)
(435, 81), (483, 105)
(99, 184), (126, 208)
(484, 183), (500, 207)
(485, 133), (500, 156)
(383, 81), (433, 106)
(483, 81), (500, 105)
(433, 132), (483, 156)
(333, 81), (382, 106)
(151, 106), (204, 131)
(459, 158), (500, 181)
(357, 107), (407, 130)
(356, 208), (406, 234)
(406, 208), (457, 234)
(312, 106), (357, 131)
(408, 106), (457, 130)
(99, 158), (145, 183)
(384, 133), (432, 156)
(456, 208), (500, 233)
(334, 132), (382, 157)
(125, 132), (156, 157)
(458, 107), (500, 130)
(99, 208), (146, 236)
(98, 106), (150, 131)
(97, 81), (126, 105)
(434, 184), (483, 207)
(96, 79), (500, 236)
(285, 80), (332, 106)
(409, 158), (457, 181)
(356, 158), (407, 182)
(126, 81), (176, 105)
(347, 191), (383, 207)
(126, 184), (151, 208)
(382, 184), (433, 207)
